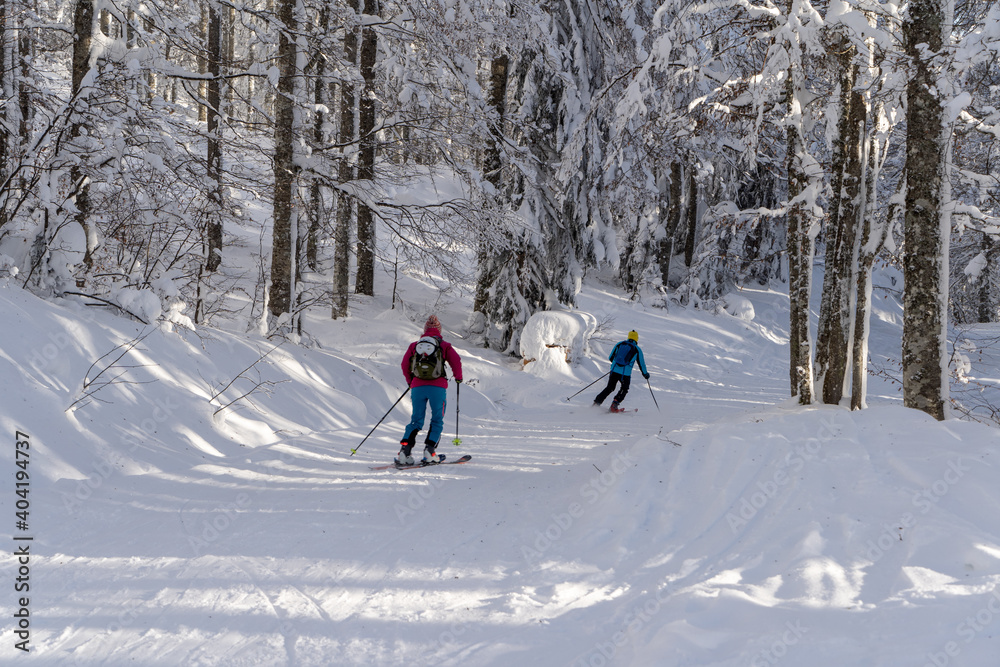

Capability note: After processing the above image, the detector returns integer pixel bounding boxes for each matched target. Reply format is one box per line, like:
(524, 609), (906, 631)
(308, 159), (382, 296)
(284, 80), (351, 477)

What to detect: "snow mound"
(721, 292), (756, 321)
(519, 310), (597, 375)
(112, 287), (163, 323)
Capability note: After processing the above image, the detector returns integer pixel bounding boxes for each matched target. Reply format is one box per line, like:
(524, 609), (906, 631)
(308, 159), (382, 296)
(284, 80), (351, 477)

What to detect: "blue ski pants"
(401, 385), (447, 446)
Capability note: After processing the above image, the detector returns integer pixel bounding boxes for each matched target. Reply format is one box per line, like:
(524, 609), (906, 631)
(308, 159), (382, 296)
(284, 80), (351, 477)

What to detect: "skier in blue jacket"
(594, 330), (649, 412)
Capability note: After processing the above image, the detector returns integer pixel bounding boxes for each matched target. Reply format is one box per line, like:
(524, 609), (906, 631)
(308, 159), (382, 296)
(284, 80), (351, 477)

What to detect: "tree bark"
(657, 162), (683, 288)
(850, 135), (894, 411)
(978, 233), (994, 323)
(71, 0), (95, 273)
(902, 0), (949, 420)
(0, 0), (8, 229)
(683, 169), (697, 268)
(785, 12), (815, 404)
(332, 0), (360, 319)
(205, 1), (223, 274)
(306, 7), (330, 273)
(850, 13), (889, 412)
(268, 0), (298, 318)
(354, 0), (379, 297)
(816, 31), (864, 405)
(16, 3), (28, 151)
(198, 3), (208, 122)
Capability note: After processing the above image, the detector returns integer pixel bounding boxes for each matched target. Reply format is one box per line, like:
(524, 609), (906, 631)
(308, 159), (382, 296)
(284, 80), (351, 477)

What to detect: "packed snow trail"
(3, 283), (1000, 666)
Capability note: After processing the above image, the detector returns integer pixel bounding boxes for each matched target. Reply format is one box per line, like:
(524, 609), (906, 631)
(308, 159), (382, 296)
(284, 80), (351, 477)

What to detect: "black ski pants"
(595, 372), (631, 405)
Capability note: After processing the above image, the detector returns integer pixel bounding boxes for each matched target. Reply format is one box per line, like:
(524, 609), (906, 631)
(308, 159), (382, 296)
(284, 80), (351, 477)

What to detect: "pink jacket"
(401, 326), (463, 388)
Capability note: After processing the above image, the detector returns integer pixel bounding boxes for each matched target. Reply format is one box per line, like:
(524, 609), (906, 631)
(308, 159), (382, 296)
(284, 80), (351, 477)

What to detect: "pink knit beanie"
(424, 314), (441, 331)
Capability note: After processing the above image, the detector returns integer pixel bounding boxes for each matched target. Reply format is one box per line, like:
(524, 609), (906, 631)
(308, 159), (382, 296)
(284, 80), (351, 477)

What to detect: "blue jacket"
(608, 340), (648, 377)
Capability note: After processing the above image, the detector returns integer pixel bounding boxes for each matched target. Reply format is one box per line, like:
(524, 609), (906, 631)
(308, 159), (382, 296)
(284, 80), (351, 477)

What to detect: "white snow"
(1, 267), (1000, 666)
(965, 252), (988, 281)
(720, 292), (756, 322)
(519, 310), (597, 374)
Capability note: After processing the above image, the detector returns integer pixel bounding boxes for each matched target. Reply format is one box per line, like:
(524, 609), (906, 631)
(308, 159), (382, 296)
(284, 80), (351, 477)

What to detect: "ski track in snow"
(2, 282), (1000, 666)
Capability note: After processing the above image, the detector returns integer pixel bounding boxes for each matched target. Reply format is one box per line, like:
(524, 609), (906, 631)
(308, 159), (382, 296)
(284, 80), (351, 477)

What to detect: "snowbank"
(519, 310), (597, 376)
(721, 291), (756, 321)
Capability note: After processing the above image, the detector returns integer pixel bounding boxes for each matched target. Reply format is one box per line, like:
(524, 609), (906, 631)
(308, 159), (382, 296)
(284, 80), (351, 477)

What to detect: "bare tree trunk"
(785, 12), (815, 404)
(198, 2), (208, 122)
(144, 15), (156, 101)
(268, 0), (298, 318)
(0, 0), (23, 230)
(656, 162), (683, 288)
(354, 0), (379, 297)
(787, 169), (814, 402)
(683, 169), (697, 268)
(16, 5), (28, 148)
(850, 13), (890, 411)
(100, 7), (112, 37)
(71, 0), (95, 274)
(816, 31), (864, 405)
(205, 1), (223, 274)
(977, 233), (994, 323)
(332, 0), (360, 319)
(225, 7), (235, 106)
(0, 0), (8, 230)
(902, 0), (950, 420)
(851, 136), (895, 411)
(305, 7), (330, 273)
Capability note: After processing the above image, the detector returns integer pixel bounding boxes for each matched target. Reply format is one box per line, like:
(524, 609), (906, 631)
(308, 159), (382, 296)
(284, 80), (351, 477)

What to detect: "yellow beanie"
(628, 330), (638, 342)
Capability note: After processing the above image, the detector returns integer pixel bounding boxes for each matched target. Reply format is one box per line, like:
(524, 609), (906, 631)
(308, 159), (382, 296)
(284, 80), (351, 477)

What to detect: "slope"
(0, 274), (998, 666)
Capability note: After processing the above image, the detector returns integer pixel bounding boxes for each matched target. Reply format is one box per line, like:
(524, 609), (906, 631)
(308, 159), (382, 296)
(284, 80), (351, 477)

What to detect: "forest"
(0, 0), (998, 420)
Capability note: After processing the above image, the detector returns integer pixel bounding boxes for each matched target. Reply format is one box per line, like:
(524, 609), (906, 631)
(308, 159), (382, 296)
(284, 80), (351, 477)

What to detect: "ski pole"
(565, 372), (610, 401)
(452, 381), (462, 446)
(350, 386), (410, 456)
(646, 376), (660, 411)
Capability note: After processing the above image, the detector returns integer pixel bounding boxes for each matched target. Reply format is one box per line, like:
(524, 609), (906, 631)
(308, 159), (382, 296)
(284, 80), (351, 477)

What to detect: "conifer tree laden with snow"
(478, 40), (554, 353)
(902, 0), (951, 420)
(473, 45), (510, 317)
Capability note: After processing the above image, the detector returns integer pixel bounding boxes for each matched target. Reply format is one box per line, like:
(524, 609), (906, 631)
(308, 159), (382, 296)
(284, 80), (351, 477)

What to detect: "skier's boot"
(395, 443), (414, 466)
(609, 400), (621, 413)
(422, 442), (440, 464)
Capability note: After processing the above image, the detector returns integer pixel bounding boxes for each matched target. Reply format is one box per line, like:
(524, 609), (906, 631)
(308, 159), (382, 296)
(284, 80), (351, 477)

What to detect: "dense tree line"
(0, 0), (998, 420)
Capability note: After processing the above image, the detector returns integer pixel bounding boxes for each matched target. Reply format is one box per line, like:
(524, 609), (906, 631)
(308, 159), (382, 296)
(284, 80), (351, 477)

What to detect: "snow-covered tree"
(354, 0), (379, 298)
(815, 14), (866, 407)
(901, 0), (953, 420)
(268, 0), (302, 320)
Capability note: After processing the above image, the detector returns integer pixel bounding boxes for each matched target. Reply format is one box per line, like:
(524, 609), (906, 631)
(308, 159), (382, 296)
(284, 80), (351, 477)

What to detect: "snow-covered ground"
(1, 266), (1000, 666)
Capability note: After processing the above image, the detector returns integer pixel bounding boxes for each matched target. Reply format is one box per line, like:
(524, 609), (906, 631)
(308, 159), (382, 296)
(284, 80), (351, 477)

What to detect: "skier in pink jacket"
(397, 315), (462, 465)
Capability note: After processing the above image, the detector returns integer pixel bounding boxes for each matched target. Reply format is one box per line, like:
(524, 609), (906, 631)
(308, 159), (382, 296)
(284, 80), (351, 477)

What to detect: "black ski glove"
(642, 372), (650, 380)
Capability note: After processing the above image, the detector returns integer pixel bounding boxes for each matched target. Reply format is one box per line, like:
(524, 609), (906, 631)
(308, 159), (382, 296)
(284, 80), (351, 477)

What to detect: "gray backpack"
(410, 336), (444, 380)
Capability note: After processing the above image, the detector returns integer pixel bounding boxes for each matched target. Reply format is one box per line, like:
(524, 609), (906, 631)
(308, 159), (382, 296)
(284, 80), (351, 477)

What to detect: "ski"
(369, 454), (472, 471)
(609, 407), (638, 413)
